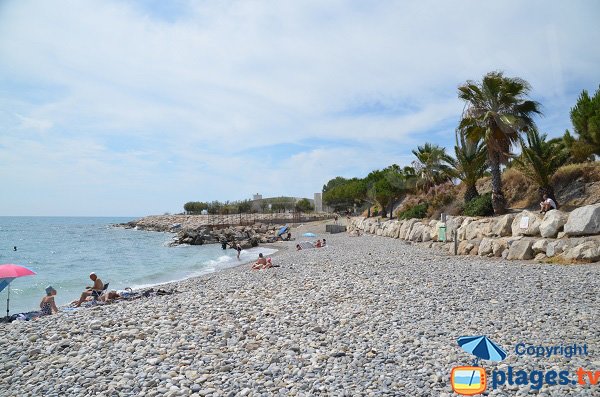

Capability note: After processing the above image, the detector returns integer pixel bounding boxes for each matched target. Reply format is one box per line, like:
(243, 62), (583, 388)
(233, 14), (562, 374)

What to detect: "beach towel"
(298, 241), (316, 249)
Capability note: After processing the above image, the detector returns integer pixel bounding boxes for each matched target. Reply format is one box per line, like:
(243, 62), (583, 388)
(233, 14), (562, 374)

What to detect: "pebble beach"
(1, 223), (599, 397)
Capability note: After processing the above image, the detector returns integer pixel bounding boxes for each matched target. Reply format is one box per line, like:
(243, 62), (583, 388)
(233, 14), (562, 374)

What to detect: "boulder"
(532, 239), (549, 255)
(446, 216), (465, 241)
(408, 223), (431, 242)
(429, 221), (440, 241)
(564, 204), (600, 236)
(458, 240), (475, 255)
(478, 238), (494, 256)
(507, 239), (534, 260)
(563, 241), (600, 262)
(546, 240), (568, 257)
(399, 219), (418, 240)
(534, 253), (547, 261)
(492, 240), (507, 257)
(457, 218), (476, 241)
(539, 210), (568, 238)
(492, 214), (515, 237)
(511, 211), (543, 237)
(464, 219), (493, 240)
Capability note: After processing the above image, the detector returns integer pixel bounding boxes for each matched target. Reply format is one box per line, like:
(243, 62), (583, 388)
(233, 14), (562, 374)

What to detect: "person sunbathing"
(74, 272), (104, 307)
(40, 286), (58, 315)
(252, 253), (268, 270)
(315, 240), (322, 248)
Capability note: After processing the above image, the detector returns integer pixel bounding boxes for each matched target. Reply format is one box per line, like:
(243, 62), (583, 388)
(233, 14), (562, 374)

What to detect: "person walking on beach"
(236, 243), (242, 259)
(40, 286), (58, 315)
(74, 272), (104, 307)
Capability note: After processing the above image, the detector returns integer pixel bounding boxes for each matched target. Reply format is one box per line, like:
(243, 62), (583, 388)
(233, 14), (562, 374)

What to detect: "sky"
(1, 0), (599, 216)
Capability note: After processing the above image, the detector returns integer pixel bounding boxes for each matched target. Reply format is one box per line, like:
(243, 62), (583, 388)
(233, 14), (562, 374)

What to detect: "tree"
(568, 85), (600, 156)
(411, 143), (453, 194)
(183, 201), (208, 214)
(458, 71), (541, 214)
(449, 129), (488, 203)
(322, 177), (366, 212)
(365, 165), (415, 219)
(295, 198), (314, 212)
(562, 130), (596, 163)
(513, 129), (569, 205)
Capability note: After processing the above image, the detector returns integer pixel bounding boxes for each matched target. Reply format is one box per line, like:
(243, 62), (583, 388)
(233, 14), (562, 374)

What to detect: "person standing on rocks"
(74, 272), (104, 307)
(236, 243), (242, 259)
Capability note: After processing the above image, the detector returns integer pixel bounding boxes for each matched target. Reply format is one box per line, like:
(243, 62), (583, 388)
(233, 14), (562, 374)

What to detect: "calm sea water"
(0, 217), (276, 314)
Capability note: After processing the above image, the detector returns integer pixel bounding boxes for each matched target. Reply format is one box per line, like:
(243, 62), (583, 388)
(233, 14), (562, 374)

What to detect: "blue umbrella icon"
(457, 335), (507, 387)
(458, 335), (507, 364)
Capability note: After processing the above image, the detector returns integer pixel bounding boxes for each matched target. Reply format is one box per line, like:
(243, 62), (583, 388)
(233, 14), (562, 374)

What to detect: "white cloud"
(0, 0), (599, 215)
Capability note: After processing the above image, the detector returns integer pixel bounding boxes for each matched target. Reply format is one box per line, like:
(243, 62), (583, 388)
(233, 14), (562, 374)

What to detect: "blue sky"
(1, 0), (599, 216)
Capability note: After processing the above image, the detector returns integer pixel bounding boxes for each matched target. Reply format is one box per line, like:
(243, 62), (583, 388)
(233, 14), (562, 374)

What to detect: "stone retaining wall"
(348, 203), (600, 263)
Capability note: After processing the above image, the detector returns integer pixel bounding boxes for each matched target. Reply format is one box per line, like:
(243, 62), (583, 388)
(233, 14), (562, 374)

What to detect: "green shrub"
(463, 193), (494, 217)
(372, 208), (379, 216)
(398, 203), (429, 220)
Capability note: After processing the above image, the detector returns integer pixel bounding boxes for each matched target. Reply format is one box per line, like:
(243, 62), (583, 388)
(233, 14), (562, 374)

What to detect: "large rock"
(458, 240), (475, 255)
(478, 238), (494, 256)
(532, 239), (549, 255)
(492, 239), (507, 257)
(457, 218), (476, 241)
(563, 241), (600, 262)
(564, 204), (600, 236)
(539, 210), (568, 238)
(399, 219), (418, 240)
(492, 214), (515, 237)
(511, 211), (543, 237)
(445, 216), (465, 241)
(507, 239), (534, 260)
(408, 223), (432, 242)
(464, 219), (494, 240)
(546, 240), (568, 257)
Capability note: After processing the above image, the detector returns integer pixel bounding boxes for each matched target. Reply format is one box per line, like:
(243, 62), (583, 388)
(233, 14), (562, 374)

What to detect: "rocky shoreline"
(1, 222), (599, 396)
(349, 203), (600, 263)
(119, 214), (332, 247)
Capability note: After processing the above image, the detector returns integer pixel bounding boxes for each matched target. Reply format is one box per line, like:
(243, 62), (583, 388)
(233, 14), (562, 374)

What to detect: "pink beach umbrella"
(0, 264), (37, 318)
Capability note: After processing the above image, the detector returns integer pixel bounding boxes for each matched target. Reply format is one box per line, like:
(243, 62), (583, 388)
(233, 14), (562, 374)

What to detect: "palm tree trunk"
(489, 151), (507, 215)
(464, 184), (479, 204)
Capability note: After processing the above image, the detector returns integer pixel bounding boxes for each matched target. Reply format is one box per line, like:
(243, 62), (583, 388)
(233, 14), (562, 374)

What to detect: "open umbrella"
(458, 335), (507, 363)
(277, 225), (289, 236)
(302, 232), (316, 237)
(457, 335), (507, 388)
(0, 264), (36, 318)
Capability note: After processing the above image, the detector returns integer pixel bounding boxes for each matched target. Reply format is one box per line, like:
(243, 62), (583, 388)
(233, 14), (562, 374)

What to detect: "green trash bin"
(438, 224), (447, 242)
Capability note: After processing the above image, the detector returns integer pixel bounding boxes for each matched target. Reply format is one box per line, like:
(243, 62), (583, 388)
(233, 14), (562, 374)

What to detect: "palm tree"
(458, 71), (541, 214)
(411, 143), (453, 194)
(513, 129), (569, 206)
(449, 129), (488, 203)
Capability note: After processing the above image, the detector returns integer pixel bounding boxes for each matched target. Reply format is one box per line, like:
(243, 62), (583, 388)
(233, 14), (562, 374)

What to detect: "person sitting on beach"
(322, 239), (327, 247)
(539, 194), (557, 213)
(74, 272), (104, 307)
(252, 253), (268, 270)
(40, 286), (58, 315)
(315, 240), (322, 248)
(296, 244), (302, 250)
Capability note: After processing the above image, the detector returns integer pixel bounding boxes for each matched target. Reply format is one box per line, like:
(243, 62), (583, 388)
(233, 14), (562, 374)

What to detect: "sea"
(0, 217), (276, 315)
